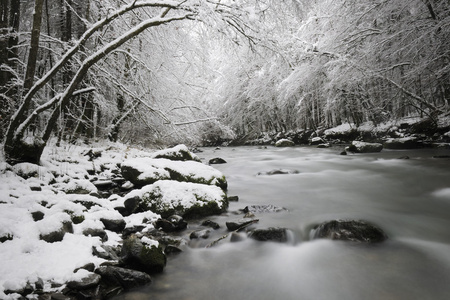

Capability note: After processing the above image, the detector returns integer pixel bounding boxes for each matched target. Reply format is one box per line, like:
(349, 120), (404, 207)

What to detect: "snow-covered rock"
(346, 141), (383, 153)
(121, 158), (227, 189)
(123, 180), (228, 219)
(275, 138), (295, 147)
(151, 144), (200, 162)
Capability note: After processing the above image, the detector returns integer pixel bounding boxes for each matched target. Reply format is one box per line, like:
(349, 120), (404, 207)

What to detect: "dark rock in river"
(209, 157), (227, 164)
(226, 218), (259, 231)
(202, 219), (220, 229)
(189, 229), (211, 239)
(257, 169), (299, 176)
(121, 235), (166, 273)
(227, 195), (239, 202)
(243, 204), (286, 214)
(155, 215), (187, 232)
(248, 227), (289, 243)
(96, 266), (152, 290)
(311, 220), (387, 243)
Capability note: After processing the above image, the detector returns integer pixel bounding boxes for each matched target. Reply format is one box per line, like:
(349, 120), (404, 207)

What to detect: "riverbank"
(0, 143), (229, 299)
(238, 114), (450, 148)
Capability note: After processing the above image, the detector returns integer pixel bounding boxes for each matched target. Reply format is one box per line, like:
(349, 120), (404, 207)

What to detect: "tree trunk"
(23, 0), (44, 92)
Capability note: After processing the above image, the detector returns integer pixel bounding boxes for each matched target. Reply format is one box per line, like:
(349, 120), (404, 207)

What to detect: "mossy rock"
(121, 235), (166, 274)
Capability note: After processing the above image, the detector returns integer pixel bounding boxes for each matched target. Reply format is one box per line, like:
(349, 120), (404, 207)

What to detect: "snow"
(0, 141), (221, 299)
(124, 180), (226, 212)
(432, 188), (450, 199)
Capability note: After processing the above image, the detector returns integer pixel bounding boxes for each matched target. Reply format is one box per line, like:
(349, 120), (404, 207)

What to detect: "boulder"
(121, 158), (227, 189)
(226, 218), (258, 231)
(96, 266), (152, 290)
(383, 137), (422, 149)
(83, 228), (108, 242)
(151, 144), (201, 162)
(310, 137), (325, 145)
(121, 159), (170, 186)
(248, 227), (289, 243)
(189, 229), (211, 239)
(121, 235), (166, 273)
(209, 157), (227, 164)
(100, 218), (126, 233)
(347, 141), (383, 153)
(201, 220), (220, 229)
(124, 180), (228, 219)
(311, 219), (387, 243)
(155, 215), (187, 232)
(40, 221), (73, 243)
(275, 139), (295, 147)
(67, 272), (101, 290)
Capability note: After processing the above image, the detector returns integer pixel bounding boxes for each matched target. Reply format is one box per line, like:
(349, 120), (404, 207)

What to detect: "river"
(114, 146), (450, 300)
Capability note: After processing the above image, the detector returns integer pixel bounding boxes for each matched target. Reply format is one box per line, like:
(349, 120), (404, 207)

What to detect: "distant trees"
(209, 0), (450, 138)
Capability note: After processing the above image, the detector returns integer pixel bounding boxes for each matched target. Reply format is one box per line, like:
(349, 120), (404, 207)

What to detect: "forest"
(1, 0), (449, 164)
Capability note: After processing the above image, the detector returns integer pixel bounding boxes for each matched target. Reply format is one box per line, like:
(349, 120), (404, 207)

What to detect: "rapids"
(114, 146), (450, 300)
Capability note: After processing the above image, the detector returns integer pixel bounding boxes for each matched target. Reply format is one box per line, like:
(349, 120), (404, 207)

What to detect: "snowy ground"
(0, 141), (189, 299)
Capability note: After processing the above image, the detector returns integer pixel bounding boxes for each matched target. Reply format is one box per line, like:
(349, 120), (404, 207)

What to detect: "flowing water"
(114, 146), (450, 300)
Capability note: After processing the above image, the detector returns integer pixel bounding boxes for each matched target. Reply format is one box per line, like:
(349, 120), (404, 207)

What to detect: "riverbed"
(114, 146), (450, 300)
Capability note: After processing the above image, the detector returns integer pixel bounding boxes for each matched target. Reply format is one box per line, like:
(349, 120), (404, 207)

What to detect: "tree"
(2, 0), (259, 164)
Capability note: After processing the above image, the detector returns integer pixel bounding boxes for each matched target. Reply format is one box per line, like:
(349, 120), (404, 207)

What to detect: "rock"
(67, 272), (101, 290)
(347, 141), (383, 153)
(74, 263), (96, 273)
(226, 219), (258, 231)
(0, 233), (13, 243)
(164, 245), (183, 255)
(100, 218), (126, 232)
(155, 215), (187, 232)
(230, 232), (246, 242)
(96, 266), (152, 290)
(310, 137), (325, 145)
(311, 219), (387, 243)
(257, 169), (299, 176)
(63, 179), (98, 195)
(121, 235), (166, 273)
(93, 245), (120, 260)
(83, 228), (108, 242)
(340, 151), (347, 155)
(275, 139), (295, 147)
(248, 227), (289, 243)
(31, 211), (45, 221)
(121, 160), (171, 186)
(121, 158), (227, 189)
(227, 195), (239, 202)
(202, 220), (220, 229)
(125, 180), (228, 219)
(209, 157), (227, 164)
(317, 143), (331, 148)
(40, 221), (73, 243)
(383, 137), (422, 149)
(189, 229), (211, 239)
(151, 144), (201, 162)
(243, 205), (286, 214)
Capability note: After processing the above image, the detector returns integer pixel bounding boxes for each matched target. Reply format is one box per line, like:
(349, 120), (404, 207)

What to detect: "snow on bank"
(1, 142), (207, 299)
